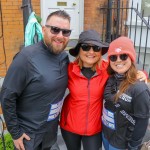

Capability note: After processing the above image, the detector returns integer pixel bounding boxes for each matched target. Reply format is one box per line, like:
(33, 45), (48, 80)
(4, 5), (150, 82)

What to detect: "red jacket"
(60, 60), (109, 136)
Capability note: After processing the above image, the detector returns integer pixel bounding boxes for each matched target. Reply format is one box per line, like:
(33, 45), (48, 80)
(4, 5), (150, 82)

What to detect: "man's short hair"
(46, 10), (71, 23)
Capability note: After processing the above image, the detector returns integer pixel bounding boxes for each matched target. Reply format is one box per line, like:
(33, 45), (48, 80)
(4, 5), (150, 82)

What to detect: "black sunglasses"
(45, 25), (71, 37)
(80, 44), (101, 52)
(109, 54), (128, 62)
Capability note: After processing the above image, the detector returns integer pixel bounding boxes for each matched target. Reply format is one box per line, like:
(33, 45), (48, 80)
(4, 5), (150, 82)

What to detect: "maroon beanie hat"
(108, 36), (136, 63)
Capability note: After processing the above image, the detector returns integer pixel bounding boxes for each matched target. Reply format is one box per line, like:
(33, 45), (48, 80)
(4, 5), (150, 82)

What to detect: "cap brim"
(69, 41), (109, 56)
(102, 46), (109, 55)
(69, 44), (80, 57)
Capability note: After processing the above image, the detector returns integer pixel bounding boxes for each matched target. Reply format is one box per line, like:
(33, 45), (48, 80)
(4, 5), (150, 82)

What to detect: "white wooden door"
(41, 0), (81, 39)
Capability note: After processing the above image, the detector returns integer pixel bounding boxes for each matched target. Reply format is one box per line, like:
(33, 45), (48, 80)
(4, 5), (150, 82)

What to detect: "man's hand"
(137, 70), (147, 83)
(14, 133), (30, 150)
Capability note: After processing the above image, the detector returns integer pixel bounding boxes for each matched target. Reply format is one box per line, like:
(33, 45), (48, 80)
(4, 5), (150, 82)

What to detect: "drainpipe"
(21, 0), (33, 34)
(116, 0), (120, 38)
(106, 0), (113, 43)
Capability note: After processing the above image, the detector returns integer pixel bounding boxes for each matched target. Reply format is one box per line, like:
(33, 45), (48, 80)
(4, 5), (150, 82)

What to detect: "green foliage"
(0, 133), (14, 150)
(35, 14), (42, 24)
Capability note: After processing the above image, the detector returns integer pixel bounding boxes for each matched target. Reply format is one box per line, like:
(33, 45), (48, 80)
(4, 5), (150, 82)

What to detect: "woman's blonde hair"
(107, 62), (137, 102)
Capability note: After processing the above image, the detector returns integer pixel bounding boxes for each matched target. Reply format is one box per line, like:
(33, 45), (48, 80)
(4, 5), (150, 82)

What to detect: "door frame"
(40, 0), (84, 39)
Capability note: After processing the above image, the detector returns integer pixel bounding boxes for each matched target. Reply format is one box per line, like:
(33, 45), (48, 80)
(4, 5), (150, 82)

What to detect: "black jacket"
(0, 41), (69, 139)
(102, 74), (150, 149)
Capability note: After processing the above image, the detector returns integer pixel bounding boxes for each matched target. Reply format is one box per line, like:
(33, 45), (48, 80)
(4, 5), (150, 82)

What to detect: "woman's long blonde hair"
(107, 62), (137, 102)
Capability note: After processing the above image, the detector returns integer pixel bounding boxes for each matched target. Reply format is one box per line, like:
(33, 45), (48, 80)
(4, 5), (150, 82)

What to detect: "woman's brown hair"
(107, 62), (137, 102)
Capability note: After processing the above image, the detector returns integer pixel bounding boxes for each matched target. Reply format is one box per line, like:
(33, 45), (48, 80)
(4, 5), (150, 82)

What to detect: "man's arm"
(0, 53), (31, 149)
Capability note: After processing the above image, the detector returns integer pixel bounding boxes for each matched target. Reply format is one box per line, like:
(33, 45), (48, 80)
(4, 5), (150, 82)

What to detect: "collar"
(114, 73), (125, 80)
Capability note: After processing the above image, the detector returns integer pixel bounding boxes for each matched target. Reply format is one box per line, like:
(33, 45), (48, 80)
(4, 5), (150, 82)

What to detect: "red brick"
(0, 0), (107, 76)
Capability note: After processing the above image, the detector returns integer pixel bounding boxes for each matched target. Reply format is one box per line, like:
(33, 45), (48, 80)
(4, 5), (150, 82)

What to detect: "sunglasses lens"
(110, 55), (117, 62)
(46, 25), (71, 37)
(110, 54), (128, 62)
(81, 44), (101, 52)
(81, 45), (91, 51)
(62, 29), (71, 37)
(92, 46), (101, 52)
(120, 54), (128, 61)
(50, 26), (60, 34)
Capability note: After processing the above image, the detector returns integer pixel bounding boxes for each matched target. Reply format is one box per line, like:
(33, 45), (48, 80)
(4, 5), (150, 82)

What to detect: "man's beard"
(47, 42), (67, 54)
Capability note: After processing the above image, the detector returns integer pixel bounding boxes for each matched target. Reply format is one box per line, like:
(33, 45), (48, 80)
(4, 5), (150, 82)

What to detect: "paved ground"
(52, 127), (83, 150)
(55, 127), (67, 150)
(52, 120), (150, 150)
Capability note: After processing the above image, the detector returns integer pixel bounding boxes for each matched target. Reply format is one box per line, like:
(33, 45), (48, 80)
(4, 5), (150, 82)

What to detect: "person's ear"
(42, 26), (46, 35)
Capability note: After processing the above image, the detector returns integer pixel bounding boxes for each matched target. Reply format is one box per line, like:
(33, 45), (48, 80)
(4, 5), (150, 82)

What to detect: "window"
(141, 0), (150, 17)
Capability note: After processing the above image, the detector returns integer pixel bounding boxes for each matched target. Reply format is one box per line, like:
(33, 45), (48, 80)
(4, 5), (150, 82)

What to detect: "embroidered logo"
(119, 93), (132, 102)
(115, 103), (135, 125)
(115, 47), (122, 53)
(120, 110), (135, 125)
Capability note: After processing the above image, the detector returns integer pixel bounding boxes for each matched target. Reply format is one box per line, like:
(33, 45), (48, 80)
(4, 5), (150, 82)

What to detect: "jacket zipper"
(85, 79), (90, 135)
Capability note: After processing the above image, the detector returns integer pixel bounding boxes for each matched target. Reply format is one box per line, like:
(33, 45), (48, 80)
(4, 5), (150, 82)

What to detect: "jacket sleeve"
(0, 53), (31, 139)
(128, 117), (149, 150)
(128, 89), (150, 150)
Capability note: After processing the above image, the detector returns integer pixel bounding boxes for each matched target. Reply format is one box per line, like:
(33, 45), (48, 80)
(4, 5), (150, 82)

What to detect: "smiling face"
(79, 44), (102, 68)
(110, 54), (132, 74)
(42, 15), (70, 54)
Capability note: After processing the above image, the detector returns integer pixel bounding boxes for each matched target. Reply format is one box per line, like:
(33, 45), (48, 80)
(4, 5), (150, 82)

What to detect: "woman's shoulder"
(101, 59), (109, 69)
(68, 61), (78, 68)
(129, 81), (149, 94)
(133, 81), (148, 88)
(68, 61), (80, 74)
(130, 81), (150, 118)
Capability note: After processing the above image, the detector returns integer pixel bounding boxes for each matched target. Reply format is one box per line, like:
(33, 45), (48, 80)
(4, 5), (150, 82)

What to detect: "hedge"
(0, 133), (14, 150)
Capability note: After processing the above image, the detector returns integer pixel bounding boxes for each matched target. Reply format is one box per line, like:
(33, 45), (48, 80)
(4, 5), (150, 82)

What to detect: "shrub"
(0, 133), (14, 150)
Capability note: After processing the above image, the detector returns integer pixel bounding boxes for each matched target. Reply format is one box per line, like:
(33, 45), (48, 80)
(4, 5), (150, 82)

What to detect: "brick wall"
(0, 0), (23, 77)
(84, 0), (106, 34)
(0, 0), (40, 77)
(0, 0), (106, 77)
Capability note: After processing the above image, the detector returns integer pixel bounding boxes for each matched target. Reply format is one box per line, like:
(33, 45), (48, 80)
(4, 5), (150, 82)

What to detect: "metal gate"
(100, 0), (150, 76)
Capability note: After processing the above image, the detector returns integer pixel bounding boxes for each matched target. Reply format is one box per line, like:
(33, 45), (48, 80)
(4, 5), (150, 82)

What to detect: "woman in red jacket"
(59, 30), (147, 150)
(60, 30), (109, 150)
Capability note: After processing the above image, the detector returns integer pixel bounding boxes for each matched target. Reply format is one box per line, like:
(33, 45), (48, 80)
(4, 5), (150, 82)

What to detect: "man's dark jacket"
(0, 41), (69, 139)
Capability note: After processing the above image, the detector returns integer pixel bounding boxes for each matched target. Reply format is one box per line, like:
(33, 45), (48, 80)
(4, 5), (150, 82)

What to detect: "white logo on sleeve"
(102, 107), (116, 130)
(47, 99), (64, 121)
(119, 93), (132, 102)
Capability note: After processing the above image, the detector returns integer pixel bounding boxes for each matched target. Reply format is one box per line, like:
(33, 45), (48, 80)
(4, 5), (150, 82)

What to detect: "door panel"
(41, 0), (80, 39)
